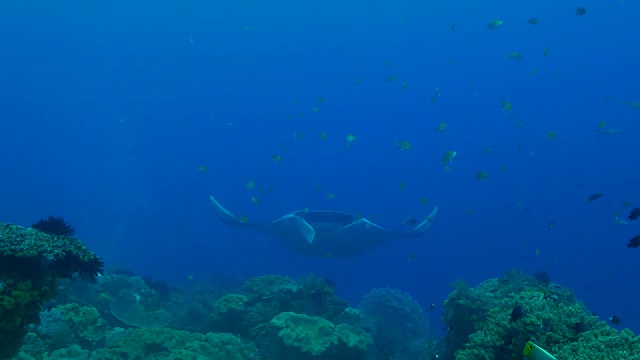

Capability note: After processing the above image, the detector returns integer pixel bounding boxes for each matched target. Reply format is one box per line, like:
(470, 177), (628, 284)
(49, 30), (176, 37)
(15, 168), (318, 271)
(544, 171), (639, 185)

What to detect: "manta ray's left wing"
(330, 207), (438, 257)
(403, 206), (439, 238)
(335, 206), (439, 243)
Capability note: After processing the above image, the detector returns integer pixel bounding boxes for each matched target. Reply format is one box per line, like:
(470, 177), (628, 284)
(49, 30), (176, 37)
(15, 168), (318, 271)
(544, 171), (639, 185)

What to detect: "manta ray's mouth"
(297, 210), (356, 227)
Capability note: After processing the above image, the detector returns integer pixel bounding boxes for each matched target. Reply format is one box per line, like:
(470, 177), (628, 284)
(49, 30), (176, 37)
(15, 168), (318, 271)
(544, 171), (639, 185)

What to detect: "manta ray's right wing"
(209, 195), (314, 244)
(209, 195), (263, 229)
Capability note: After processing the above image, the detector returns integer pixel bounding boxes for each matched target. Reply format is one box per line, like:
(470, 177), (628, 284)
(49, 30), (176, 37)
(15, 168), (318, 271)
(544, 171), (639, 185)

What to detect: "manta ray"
(209, 195), (438, 258)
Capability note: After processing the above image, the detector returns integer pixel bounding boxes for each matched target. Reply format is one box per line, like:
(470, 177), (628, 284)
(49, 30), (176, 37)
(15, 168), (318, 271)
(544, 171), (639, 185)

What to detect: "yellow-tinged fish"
(395, 140), (412, 151)
(523, 341), (557, 360)
(499, 100), (512, 112)
(485, 19), (504, 30)
(506, 52), (522, 60)
(472, 171), (489, 181)
(345, 134), (357, 147)
(433, 122), (448, 132)
(440, 151), (457, 166)
(545, 131), (557, 140)
(236, 215), (249, 223)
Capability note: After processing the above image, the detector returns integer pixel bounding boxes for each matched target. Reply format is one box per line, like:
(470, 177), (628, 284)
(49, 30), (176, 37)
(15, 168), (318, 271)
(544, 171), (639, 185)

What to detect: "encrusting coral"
(89, 327), (259, 360)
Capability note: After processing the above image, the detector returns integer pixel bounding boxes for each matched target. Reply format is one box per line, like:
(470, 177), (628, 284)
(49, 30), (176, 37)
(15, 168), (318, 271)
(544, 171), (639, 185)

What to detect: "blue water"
(1, 0), (638, 335)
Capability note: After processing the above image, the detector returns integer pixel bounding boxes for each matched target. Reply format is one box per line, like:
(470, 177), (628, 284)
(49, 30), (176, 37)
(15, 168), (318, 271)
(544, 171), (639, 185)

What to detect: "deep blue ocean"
(1, 0), (638, 336)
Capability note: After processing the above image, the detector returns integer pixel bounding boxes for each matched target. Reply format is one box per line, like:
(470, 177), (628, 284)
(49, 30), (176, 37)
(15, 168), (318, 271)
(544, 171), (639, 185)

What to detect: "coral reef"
(0, 222), (103, 358)
(9, 268), (639, 360)
(442, 270), (640, 359)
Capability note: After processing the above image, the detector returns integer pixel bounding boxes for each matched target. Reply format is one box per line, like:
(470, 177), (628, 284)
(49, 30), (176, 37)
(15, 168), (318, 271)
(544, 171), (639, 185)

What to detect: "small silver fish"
(597, 128), (622, 138)
(614, 216), (628, 225)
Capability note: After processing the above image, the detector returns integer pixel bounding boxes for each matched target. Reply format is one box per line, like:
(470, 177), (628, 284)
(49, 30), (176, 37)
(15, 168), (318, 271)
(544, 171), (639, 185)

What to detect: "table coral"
(270, 311), (372, 359)
(271, 312), (339, 355)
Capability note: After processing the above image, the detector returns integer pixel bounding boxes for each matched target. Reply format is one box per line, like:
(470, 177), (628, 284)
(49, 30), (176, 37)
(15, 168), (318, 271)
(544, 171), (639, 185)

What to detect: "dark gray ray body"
(209, 195), (438, 258)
